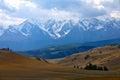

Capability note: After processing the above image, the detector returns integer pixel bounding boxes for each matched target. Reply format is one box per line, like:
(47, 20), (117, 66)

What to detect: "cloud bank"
(0, 0), (120, 28)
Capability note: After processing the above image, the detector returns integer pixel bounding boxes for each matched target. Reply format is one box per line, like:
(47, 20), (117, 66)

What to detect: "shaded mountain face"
(19, 44), (95, 59)
(0, 18), (120, 50)
(19, 38), (120, 59)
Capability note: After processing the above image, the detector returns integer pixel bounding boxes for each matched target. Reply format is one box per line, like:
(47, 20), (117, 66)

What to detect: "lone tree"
(103, 66), (108, 71)
(98, 66), (103, 71)
(84, 62), (97, 70)
(73, 65), (76, 68)
(84, 55), (90, 60)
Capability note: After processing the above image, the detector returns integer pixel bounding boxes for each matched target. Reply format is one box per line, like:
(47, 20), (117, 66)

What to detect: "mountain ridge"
(0, 17), (120, 39)
(19, 38), (120, 59)
(0, 17), (120, 50)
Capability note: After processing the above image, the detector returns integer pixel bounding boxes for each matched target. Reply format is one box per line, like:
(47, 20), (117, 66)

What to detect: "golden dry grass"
(79, 77), (120, 80)
(52, 44), (120, 71)
(0, 49), (120, 80)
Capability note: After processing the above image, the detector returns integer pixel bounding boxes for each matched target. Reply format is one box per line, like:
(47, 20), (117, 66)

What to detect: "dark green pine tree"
(103, 66), (108, 71)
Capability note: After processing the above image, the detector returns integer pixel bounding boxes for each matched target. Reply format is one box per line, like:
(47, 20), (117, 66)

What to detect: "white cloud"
(25, 1), (36, 8)
(1, 0), (78, 21)
(85, 0), (113, 5)
(84, 0), (105, 10)
(4, 0), (21, 10)
(0, 9), (25, 28)
(4, 0), (37, 10)
(0, 0), (119, 28)
(110, 11), (120, 19)
(50, 8), (79, 20)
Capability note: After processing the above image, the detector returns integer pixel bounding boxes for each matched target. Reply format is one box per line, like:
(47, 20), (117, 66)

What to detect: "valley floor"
(0, 49), (120, 80)
(0, 69), (120, 80)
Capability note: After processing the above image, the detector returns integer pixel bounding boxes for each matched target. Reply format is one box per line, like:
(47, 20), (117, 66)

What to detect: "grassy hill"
(0, 47), (120, 80)
(50, 44), (120, 71)
(0, 49), (51, 70)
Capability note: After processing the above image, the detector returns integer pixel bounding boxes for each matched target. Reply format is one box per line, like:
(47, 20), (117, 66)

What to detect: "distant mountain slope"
(0, 17), (120, 50)
(81, 38), (120, 46)
(19, 44), (94, 59)
(52, 44), (120, 71)
(19, 38), (120, 59)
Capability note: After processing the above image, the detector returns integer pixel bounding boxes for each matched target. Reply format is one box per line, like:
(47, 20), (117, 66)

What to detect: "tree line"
(74, 62), (108, 71)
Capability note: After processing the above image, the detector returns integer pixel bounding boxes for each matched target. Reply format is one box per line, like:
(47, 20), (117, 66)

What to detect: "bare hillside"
(0, 49), (52, 70)
(0, 48), (120, 80)
(52, 44), (120, 71)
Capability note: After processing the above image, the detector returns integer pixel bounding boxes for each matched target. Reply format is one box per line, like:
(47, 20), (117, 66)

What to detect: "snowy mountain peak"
(42, 19), (73, 39)
(0, 17), (120, 39)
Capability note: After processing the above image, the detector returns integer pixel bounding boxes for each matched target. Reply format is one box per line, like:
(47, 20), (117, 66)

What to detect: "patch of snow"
(96, 26), (103, 30)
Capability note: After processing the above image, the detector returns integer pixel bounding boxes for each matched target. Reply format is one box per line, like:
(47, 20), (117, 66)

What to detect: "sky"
(0, 0), (120, 28)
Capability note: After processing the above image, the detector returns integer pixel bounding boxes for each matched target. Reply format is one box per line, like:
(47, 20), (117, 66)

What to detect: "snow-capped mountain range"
(0, 17), (120, 50)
